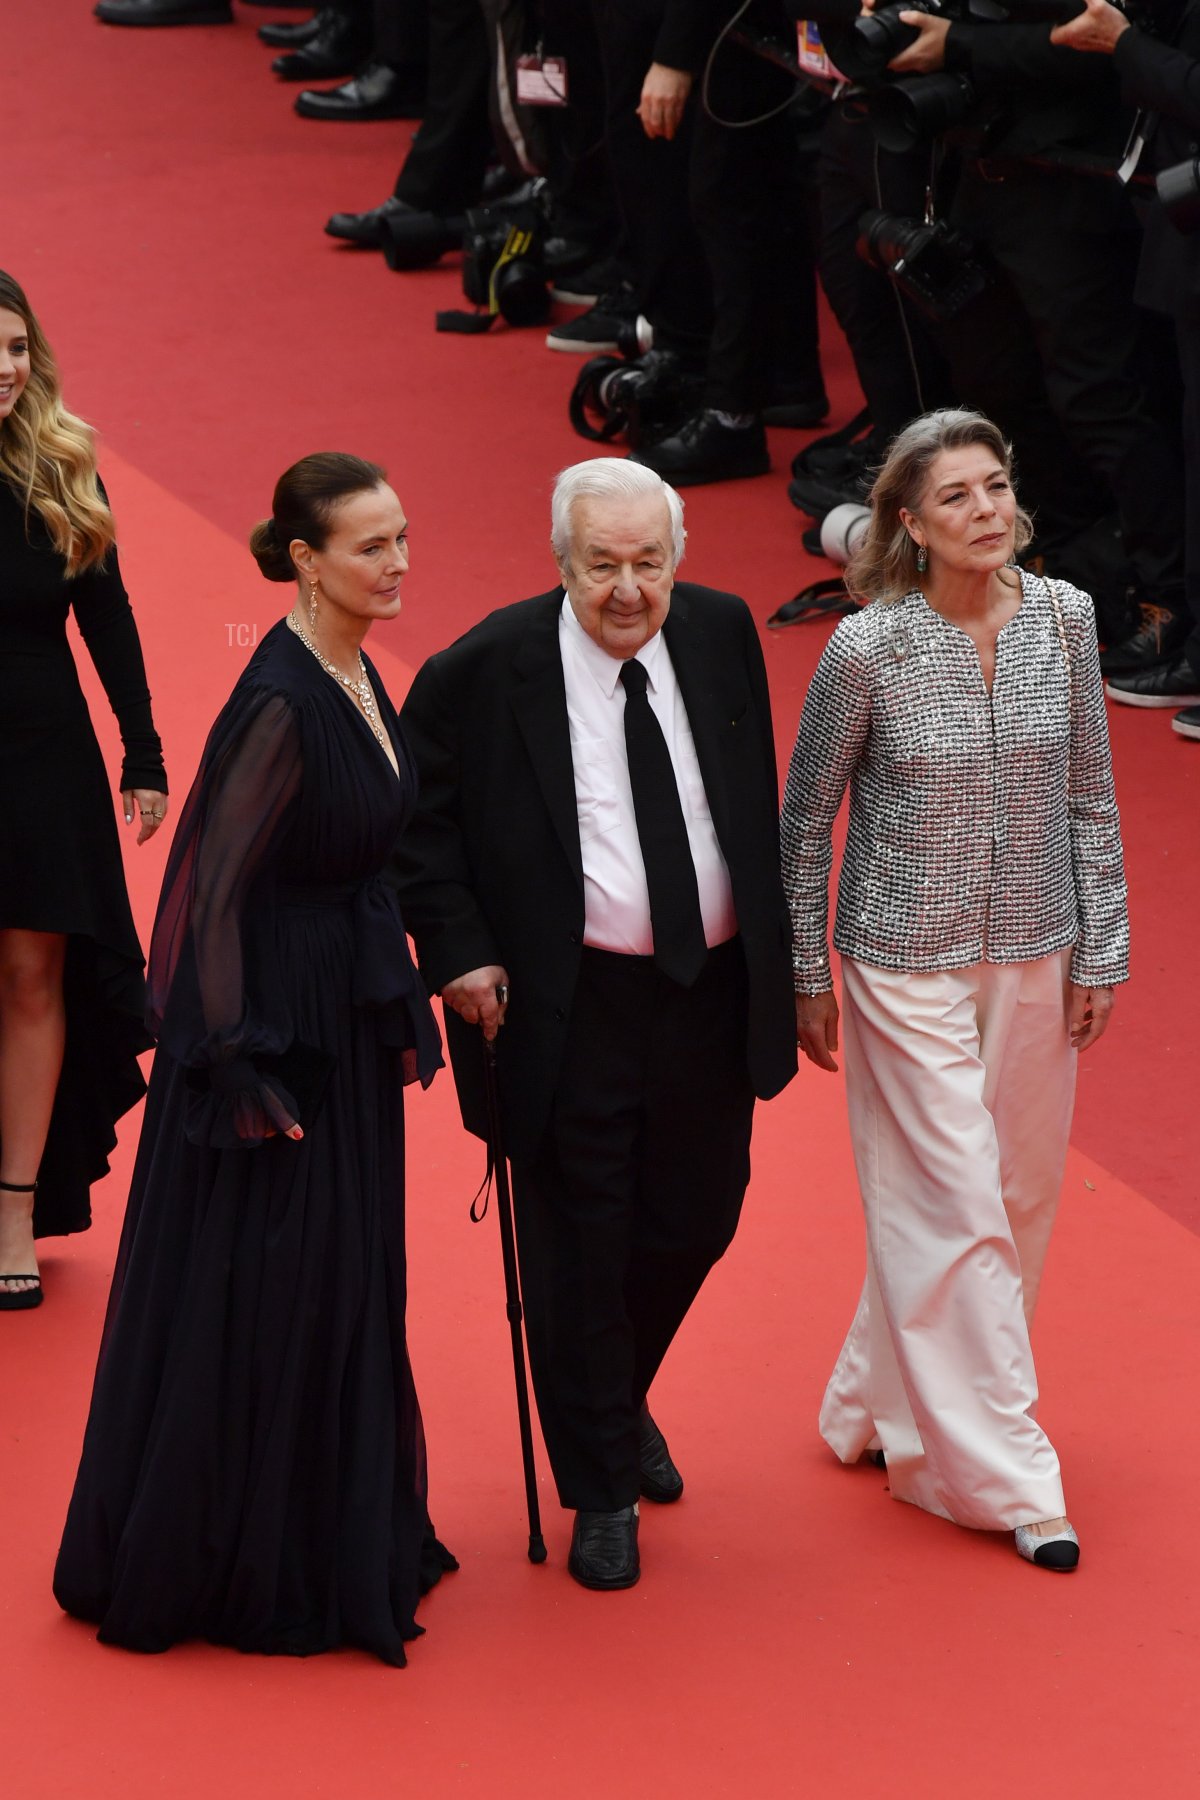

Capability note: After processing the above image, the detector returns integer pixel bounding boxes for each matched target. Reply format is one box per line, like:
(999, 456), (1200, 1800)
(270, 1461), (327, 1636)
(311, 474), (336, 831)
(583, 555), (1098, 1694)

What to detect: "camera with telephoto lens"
(568, 350), (705, 451)
(819, 503), (873, 566)
(1157, 157), (1200, 235)
(857, 208), (992, 321)
(835, 0), (947, 82)
(461, 197), (551, 328)
(826, 0), (1105, 154)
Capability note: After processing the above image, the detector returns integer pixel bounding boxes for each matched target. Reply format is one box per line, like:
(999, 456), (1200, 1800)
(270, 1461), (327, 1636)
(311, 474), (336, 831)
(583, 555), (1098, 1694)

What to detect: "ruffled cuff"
(184, 1058), (300, 1149)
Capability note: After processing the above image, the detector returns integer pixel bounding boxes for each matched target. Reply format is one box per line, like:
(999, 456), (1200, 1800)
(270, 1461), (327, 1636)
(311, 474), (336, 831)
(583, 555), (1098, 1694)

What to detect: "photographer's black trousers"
(1176, 303), (1200, 666)
(592, 0), (714, 357)
(815, 112), (951, 438)
(954, 164), (1187, 615)
(510, 942), (755, 1513)
(687, 29), (823, 412)
(392, 0), (491, 214)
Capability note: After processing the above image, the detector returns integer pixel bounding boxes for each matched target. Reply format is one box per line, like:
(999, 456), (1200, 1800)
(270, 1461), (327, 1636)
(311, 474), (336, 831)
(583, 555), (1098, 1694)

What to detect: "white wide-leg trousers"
(820, 952), (1077, 1529)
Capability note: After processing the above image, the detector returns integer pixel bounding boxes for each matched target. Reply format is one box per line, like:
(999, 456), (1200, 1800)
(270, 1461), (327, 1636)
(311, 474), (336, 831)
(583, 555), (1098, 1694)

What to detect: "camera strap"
(436, 223), (540, 334)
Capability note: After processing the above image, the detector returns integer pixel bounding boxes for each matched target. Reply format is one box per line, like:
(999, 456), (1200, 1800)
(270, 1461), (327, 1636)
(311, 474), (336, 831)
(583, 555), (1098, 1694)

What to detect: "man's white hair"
(550, 457), (686, 572)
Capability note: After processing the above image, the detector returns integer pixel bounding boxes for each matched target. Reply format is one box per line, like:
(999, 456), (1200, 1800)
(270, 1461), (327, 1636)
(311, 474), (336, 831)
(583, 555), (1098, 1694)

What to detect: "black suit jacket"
(392, 583), (797, 1162)
(1115, 6), (1200, 309)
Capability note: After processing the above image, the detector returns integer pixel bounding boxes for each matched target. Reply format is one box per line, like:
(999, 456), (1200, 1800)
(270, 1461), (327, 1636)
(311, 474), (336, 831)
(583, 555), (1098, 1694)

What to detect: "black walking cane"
(477, 1027), (548, 1565)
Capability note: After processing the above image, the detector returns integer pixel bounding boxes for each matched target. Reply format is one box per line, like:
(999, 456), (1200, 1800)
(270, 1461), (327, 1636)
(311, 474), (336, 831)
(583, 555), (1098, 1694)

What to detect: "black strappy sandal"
(0, 1180), (43, 1312)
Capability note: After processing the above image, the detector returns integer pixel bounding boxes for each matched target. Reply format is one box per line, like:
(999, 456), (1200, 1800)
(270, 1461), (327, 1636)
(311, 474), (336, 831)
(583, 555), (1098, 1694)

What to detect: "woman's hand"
(1069, 983), (1115, 1050)
(1049, 0), (1130, 54)
(123, 788), (169, 846)
(797, 989), (841, 1072)
(264, 1118), (304, 1141)
(442, 965), (511, 1042)
(637, 63), (693, 140)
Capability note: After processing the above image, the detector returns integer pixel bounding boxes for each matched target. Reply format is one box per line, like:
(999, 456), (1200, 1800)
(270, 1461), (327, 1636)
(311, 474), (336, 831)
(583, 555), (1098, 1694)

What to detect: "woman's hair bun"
(251, 454), (388, 585)
(249, 516), (295, 583)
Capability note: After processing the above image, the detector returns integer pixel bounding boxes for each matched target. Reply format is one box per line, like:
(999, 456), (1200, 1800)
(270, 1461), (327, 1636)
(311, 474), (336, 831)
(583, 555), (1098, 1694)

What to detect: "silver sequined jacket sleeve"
(1059, 583), (1130, 987)
(779, 620), (870, 994)
(779, 573), (1130, 993)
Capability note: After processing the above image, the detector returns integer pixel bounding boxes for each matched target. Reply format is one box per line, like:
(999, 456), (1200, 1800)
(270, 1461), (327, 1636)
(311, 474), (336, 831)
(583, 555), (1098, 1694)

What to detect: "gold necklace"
(286, 610), (389, 753)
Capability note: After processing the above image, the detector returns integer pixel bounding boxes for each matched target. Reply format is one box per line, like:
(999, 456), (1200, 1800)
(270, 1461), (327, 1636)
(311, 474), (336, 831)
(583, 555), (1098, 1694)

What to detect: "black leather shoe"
(568, 1506), (640, 1590)
(95, 0), (232, 21)
(324, 196), (463, 268)
(259, 14), (320, 47)
(1098, 602), (1191, 676)
(638, 1405), (684, 1503)
(631, 409), (770, 487)
(1172, 703), (1200, 740)
(295, 61), (424, 121)
(272, 6), (369, 79)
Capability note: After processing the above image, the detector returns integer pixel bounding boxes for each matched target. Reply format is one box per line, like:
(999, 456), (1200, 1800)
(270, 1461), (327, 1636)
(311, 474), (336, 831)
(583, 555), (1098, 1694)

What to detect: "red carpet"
(3, 8), (1199, 1796)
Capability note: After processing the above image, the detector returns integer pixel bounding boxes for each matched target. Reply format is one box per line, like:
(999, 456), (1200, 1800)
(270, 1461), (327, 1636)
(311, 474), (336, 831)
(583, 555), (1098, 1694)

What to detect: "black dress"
(0, 478), (166, 1237)
(53, 622), (455, 1664)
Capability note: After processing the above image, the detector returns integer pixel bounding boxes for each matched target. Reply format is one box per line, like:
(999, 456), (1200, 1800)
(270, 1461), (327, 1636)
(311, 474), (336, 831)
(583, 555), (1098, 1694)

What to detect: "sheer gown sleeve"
(147, 685), (305, 1147)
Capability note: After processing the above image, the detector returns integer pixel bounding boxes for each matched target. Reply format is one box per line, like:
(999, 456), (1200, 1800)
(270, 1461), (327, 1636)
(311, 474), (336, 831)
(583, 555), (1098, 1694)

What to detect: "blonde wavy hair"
(844, 408), (1033, 604)
(0, 271), (115, 576)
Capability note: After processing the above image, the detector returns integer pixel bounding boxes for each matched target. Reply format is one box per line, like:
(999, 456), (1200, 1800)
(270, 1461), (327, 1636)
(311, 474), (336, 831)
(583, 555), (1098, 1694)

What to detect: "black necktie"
(619, 657), (708, 988)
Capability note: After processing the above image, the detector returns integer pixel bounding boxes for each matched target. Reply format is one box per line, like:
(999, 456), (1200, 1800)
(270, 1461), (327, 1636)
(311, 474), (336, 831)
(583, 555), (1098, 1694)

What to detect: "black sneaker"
(629, 409), (770, 487)
(1105, 655), (1200, 707)
(1172, 704), (1200, 740)
(549, 256), (626, 306)
(546, 291), (648, 355)
(1098, 603), (1191, 676)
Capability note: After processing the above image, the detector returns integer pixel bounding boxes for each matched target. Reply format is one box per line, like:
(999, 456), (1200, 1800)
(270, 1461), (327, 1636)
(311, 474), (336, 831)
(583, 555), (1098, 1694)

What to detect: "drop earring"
(915, 544), (928, 575)
(308, 582), (319, 630)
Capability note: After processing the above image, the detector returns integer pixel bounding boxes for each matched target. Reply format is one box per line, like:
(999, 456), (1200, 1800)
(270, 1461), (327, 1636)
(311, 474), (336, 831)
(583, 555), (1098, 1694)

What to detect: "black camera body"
(830, 0), (1110, 152)
(568, 351), (704, 451)
(857, 209), (992, 320)
(461, 200), (551, 327)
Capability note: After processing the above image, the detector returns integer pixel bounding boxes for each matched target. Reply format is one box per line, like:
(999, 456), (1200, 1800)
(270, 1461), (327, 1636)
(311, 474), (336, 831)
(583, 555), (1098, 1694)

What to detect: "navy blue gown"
(54, 622), (455, 1664)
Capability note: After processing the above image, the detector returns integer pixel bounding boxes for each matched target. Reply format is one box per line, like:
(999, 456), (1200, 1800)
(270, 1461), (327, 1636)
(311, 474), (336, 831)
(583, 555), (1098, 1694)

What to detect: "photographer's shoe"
(325, 194), (452, 252)
(95, 0), (232, 21)
(1173, 703), (1200, 740)
(631, 409), (770, 487)
(568, 1506), (640, 1590)
(546, 291), (647, 355)
(1105, 655), (1200, 708)
(295, 61), (424, 120)
(259, 13), (323, 48)
(273, 7), (370, 79)
(1099, 602), (1190, 676)
(638, 1405), (683, 1504)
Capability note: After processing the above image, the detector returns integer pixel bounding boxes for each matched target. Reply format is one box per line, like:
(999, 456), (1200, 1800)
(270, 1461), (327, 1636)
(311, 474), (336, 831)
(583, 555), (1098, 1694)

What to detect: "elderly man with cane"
(391, 459), (796, 1590)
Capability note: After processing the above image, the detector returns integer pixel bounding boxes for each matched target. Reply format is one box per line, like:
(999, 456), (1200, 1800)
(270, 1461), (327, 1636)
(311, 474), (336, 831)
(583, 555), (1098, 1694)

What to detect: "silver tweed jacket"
(780, 572), (1130, 994)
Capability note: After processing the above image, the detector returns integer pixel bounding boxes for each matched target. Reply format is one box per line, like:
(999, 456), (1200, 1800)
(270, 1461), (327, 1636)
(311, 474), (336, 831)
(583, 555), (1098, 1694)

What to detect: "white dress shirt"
(558, 595), (737, 955)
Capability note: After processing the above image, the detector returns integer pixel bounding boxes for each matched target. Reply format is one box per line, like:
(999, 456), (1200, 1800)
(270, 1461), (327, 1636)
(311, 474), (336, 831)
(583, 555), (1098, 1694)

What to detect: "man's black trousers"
(511, 940), (756, 1512)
